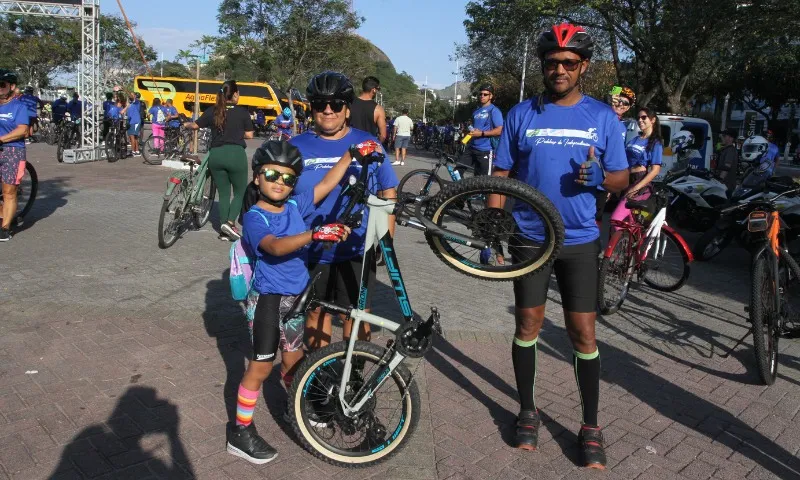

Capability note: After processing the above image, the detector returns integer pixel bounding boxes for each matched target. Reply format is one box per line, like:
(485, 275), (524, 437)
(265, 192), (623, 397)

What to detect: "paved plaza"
(0, 140), (799, 479)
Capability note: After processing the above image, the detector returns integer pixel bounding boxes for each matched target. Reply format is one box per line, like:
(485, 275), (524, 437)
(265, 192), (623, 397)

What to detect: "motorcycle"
(693, 175), (800, 261)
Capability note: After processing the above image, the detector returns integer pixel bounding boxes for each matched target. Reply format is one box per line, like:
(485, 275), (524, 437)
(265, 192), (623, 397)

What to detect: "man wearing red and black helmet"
(489, 23), (629, 469)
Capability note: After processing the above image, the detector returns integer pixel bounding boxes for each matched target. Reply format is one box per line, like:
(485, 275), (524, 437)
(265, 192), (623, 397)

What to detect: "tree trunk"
(607, 28), (621, 85)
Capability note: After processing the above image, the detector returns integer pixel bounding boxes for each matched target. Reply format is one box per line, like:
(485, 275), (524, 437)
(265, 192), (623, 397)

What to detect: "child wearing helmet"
(228, 138), (384, 465)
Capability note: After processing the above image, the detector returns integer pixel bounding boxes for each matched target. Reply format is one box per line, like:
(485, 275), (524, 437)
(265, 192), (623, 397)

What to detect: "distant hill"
(431, 82), (472, 101)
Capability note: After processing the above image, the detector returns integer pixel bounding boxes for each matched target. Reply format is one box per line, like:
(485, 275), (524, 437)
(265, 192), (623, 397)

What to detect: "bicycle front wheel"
(423, 176), (564, 281)
(158, 184), (187, 249)
(104, 131), (120, 163)
(398, 169), (443, 216)
(598, 230), (633, 315)
(289, 341), (419, 467)
(142, 136), (167, 165)
(192, 171), (216, 228)
(751, 254), (779, 385)
(642, 227), (691, 292)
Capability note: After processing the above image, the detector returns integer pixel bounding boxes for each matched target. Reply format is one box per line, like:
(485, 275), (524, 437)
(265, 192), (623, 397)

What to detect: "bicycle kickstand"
(720, 329), (752, 359)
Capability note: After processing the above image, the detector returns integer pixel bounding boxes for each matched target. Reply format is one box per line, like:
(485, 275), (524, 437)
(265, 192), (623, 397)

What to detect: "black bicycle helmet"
(537, 23), (594, 60)
(24, 86), (34, 94)
(306, 71), (355, 104)
(0, 69), (18, 85)
(478, 84), (494, 94)
(252, 140), (304, 175)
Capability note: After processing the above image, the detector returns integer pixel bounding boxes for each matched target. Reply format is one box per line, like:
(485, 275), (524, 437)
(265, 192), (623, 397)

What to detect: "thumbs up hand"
(575, 146), (605, 187)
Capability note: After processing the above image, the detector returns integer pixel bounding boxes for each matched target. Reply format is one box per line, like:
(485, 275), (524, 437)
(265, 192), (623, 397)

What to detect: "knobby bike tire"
(16, 162), (38, 221)
(642, 227), (691, 292)
(192, 172), (216, 228)
(105, 130), (120, 162)
(142, 135), (167, 165)
(423, 176), (564, 281)
(397, 169), (443, 216)
(750, 254), (779, 385)
(289, 341), (420, 467)
(598, 230), (633, 315)
(157, 184), (186, 249)
(693, 225), (733, 261)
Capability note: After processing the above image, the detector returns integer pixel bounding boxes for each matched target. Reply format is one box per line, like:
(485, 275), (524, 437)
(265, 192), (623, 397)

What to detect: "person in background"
(102, 92), (115, 141)
(122, 92), (142, 156)
(714, 128), (739, 197)
(51, 94), (68, 126)
(164, 98), (181, 131)
(67, 92), (82, 121)
(148, 98), (167, 150)
(19, 86), (42, 143)
(0, 69), (29, 242)
(469, 84), (504, 175)
(764, 129), (781, 171)
(391, 108), (413, 166)
(349, 76), (387, 143)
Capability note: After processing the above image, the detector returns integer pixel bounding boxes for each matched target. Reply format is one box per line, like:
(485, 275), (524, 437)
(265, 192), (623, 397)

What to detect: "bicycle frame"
(164, 152), (210, 207)
(606, 205), (693, 269)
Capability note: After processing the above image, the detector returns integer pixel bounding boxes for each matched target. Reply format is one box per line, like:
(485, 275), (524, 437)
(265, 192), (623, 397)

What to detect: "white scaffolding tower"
(0, 0), (101, 163)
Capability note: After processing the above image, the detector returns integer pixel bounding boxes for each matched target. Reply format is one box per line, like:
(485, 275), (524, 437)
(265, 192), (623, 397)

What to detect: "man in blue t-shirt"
(164, 99), (181, 129)
(51, 95), (68, 124)
(490, 24), (629, 468)
(122, 92), (142, 156)
(290, 71), (399, 350)
(763, 130), (780, 175)
(66, 93), (82, 120)
(19, 86), (42, 143)
(102, 92), (114, 140)
(469, 84), (504, 175)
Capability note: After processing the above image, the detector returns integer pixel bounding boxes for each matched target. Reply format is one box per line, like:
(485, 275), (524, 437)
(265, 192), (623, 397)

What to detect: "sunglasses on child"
(613, 99), (631, 108)
(310, 99), (348, 113)
(260, 169), (298, 187)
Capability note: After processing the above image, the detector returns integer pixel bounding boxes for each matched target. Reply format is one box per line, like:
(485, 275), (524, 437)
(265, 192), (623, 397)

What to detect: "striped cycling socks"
(235, 385), (259, 427)
(574, 348), (601, 427)
(512, 336), (538, 411)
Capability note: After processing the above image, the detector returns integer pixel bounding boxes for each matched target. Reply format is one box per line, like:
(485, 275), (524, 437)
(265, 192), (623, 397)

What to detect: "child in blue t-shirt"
(228, 138), (384, 465)
(147, 98), (167, 149)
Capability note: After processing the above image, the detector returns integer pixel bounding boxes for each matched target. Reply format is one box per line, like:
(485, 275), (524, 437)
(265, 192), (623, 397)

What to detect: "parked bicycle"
(598, 185), (693, 314)
(397, 152), (478, 216)
(56, 116), (81, 163)
(285, 152), (565, 467)
(0, 147), (37, 227)
(157, 153), (217, 248)
(104, 118), (128, 163)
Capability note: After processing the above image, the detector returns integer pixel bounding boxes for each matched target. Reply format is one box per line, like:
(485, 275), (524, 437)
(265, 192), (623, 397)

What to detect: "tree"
(99, 15), (157, 91)
(0, 15), (80, 88)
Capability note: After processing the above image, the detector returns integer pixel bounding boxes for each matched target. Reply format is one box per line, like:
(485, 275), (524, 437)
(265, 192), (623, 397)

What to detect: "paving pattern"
(0, 141), (798, 479)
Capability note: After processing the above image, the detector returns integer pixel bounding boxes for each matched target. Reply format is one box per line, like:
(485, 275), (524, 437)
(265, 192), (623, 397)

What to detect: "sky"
(104, 0), (471, 90)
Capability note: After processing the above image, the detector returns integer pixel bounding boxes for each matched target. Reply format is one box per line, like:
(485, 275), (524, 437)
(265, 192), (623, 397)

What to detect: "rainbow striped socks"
(236, 385), (259, 427)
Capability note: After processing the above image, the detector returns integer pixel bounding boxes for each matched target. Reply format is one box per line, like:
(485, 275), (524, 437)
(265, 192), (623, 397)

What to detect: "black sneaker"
(226, 422), (278, 465)
(514, 409), (540, 451)
(578, 425), (607, 470)
(0, 229), (11, 242)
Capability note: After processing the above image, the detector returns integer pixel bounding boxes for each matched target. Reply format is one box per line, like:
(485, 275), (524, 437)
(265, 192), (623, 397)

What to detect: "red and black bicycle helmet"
(537, 23), (594, 60)
(306, 71), (355, 104)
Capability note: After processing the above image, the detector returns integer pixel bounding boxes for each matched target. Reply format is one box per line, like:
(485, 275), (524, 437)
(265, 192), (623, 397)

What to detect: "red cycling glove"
(312, 223), (348, 242)
(350, 140), (384, 161)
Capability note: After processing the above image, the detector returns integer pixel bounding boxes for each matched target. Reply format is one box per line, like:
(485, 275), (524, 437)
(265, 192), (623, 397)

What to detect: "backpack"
(489, 104), (501, 151)
(229, 210), (269, 301)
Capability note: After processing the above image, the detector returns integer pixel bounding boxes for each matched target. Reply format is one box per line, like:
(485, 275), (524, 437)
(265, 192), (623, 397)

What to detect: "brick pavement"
(0, 142), (799, 479)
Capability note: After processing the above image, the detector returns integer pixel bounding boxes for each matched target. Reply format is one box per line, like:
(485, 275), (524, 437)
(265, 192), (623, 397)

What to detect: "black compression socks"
(574, 348), (601, 426)
(512, 336), (538, 411)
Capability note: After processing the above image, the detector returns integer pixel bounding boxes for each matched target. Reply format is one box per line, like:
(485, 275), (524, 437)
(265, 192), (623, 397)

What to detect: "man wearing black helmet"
(490, 23), (629, 469)
(469, 84), (503, 175)
(0, 70), (30, 241)
(290, 71), (399, 349)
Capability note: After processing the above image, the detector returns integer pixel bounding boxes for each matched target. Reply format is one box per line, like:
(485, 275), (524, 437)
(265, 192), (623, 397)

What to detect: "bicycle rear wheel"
(423, 176), (564, 281)
(289, 341), (419, 467)
(142, 135), (167, 165)
(192, 171), (216, 228)
(598, 230), (633, 315)
(0, 162), (38, 227)
(642, 227), (691, 292)
(104, 131), (120, 162)
(158, 184), (188, 249)
(398, 170), (443, 215)
(750, 254), (779, 385)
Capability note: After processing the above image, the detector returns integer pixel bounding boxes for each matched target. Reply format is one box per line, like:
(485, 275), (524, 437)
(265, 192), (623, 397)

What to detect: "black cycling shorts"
(469, 148), (492, 176)
(251, 293), (302, 362)
(509, 235), (600, 312)
(308, 257), (376, 309)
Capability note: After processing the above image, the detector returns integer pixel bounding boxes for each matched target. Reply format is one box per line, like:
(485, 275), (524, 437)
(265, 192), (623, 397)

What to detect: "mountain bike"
(598, 185), (693, 314)
(104, 118), (128, 163)
(157, 153), (217, 248)
(45, 119), (63, 145)
(285, 152), (565, 467)
(56, 117), (81, 163)
(745, 187), (800, 384)
(0, 147), (37, 227)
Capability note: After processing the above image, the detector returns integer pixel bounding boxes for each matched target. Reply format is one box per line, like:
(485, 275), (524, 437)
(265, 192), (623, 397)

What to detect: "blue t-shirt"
(471, 104), (504, 151)
(290, 128), (400, 264)
(19, 94), (40, 118)
(494, 95), (629, 245)
(102, 100), (114, 116)
(166, 105), (180, 127)
(242, 190), (316, 296)
(761, 142), (780, 177)
(67, 99), (82, 119)
(256, 110), (266, 126)
(625, 136), (663, 168)
(52, 99), (68, 119)
(0, 98), (30, 148)
(127, 100), (141, 123)
(107, 105), (121, 120)
(149, 106), (167, 126)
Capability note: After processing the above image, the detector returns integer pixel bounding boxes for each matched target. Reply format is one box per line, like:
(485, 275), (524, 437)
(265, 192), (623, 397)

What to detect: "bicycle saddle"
(180, 154), (201, 164)
(625, 197), (653, 211)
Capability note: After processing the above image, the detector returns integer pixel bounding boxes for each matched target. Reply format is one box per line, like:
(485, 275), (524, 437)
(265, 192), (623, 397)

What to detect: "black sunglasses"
(479, 92), (491, 97)
(543, 58), (583, 72)
(638, 115), (650, 121)
(613, 99), (631, 107)
(311, 99), (347, 113)
(261, 168), (298, 187)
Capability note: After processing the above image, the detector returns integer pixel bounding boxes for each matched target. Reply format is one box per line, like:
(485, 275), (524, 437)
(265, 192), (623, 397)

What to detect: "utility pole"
(422, 76), (428, 123)
(720, 93), (730, 131)
(453, 57), (459, 120)
(193, 58), (200, 153)
(519, 36), (528, 103)
(160, 52), (163, 77)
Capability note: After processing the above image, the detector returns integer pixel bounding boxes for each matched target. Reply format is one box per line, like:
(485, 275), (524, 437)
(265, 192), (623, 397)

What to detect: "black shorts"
(595, 189), (609, 222)
(251, 294), (302, 362)
(308, 257), (376, 309)
(509, 236), (600, 312)
(469, 148), (491, 176)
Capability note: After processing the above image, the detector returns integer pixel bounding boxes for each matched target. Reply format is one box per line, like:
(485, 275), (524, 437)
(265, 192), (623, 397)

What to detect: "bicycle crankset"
(395, 307), (442, 358)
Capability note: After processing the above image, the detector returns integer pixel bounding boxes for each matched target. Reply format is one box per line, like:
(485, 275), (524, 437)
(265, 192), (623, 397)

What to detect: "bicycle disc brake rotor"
(472, 207), (516, 240)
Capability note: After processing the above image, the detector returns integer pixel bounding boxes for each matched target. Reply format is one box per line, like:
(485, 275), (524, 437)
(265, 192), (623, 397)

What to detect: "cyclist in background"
(19, 86), (42, 143)
(148, 98), (167, 151)
(597, 86), (636, 226)
(164, 98), (181, 131)
(274, 107), (294, 139)
(469, 84), (503, 175)
(255, 108), (266, 135)
(66, 92), (82, 121)
(52, 94), (68, 126)
(102, 92), (114, 141)
(122, 92), (141, 156)
(184, 80), (254, 241)
(491, 23), (628, 469)
(0, 70), (29, 242)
